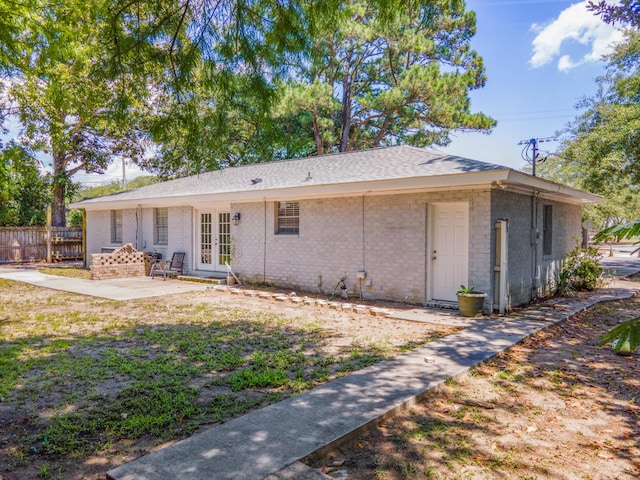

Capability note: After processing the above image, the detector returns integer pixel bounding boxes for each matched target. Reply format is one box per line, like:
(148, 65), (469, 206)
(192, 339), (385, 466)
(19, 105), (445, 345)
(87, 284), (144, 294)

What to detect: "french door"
(197, 211), (231, 271)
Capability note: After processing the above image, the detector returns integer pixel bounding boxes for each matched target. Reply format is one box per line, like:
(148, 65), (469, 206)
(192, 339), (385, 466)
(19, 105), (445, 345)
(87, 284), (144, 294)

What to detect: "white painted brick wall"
(232, 189), (493, 304)
(491, 189), (583, 306)
(85, 187), (582, 309)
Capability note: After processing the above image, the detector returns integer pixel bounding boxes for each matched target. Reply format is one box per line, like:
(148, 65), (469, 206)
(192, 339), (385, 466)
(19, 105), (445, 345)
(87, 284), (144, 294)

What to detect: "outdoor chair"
(150, 252), (186, 280)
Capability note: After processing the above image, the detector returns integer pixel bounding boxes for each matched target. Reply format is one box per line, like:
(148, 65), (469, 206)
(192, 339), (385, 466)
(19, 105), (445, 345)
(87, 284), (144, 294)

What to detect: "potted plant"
(456, 285), (487, 317)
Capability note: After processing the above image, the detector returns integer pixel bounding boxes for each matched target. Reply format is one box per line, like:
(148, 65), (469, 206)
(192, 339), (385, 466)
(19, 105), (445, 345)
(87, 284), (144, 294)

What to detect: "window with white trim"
(154, 208), (168, 245)
(111, 210), (122, 244)
(543, 205), (553, 256)
(276, 201), (299, 234)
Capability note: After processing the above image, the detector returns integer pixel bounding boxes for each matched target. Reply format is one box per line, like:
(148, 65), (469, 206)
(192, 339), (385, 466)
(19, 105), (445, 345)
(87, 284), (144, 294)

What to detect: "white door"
(198, 211), (231, 271)
(431, 203), (469, 302)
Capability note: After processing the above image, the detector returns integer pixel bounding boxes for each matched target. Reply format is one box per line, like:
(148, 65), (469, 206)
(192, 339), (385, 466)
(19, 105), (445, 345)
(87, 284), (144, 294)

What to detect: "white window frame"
(276, 201), (299, 235)
(111, 210), (122, 244)
(154, 207), (168, 245)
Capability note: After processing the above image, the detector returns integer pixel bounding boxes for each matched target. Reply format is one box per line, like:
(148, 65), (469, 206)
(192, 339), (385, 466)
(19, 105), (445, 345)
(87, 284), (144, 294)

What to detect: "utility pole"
(121, 156), (127, 188)
(517, 136), (555, 176)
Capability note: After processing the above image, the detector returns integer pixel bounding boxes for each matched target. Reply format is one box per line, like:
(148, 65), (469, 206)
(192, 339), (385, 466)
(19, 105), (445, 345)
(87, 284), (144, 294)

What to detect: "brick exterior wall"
(83, 187), (583, 310)
(86, 207), (195, 273)
(231, 189), (493, 305)
(89, 243), (145, 279)
(491, 189), (582, 307)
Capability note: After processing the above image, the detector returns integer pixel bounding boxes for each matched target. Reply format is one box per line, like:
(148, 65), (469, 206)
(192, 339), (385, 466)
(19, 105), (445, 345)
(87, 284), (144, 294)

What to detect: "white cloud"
(529, 1), (624, 72)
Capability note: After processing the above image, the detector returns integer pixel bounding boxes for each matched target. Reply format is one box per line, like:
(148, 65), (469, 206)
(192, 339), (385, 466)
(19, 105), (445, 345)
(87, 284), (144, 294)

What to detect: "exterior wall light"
(232, 213), (241, 225)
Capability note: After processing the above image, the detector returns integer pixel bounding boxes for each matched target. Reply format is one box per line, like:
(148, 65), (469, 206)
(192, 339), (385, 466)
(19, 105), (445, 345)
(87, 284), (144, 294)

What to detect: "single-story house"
(70, 146), (600, 312)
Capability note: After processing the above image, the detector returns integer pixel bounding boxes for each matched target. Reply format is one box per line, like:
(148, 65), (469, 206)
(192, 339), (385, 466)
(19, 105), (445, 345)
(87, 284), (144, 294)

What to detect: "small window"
(276, 201), (299, 234)
(111, 210), (122, 244)
(543, 205), (553, 256)
(154, 208), (168, 245)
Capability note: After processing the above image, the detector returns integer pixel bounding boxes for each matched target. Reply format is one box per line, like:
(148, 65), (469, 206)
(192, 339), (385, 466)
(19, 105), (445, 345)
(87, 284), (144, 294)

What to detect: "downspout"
(263, 199), (267, 283)
(361, 195), (366, 272)
(530, 192), (540, 300)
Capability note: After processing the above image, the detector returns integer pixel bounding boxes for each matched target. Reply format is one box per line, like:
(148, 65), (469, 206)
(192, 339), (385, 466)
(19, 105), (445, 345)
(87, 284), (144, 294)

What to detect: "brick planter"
(90, 244), (145, 280)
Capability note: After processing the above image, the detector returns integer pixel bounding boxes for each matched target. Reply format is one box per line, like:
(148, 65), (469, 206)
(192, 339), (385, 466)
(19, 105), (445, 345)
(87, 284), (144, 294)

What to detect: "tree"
(279, 0), (496, 155)
(540, 2), (640, 355)
(2, 1), (149, 226)
(541, 29), (640, 225)
(108, 0), (496, 175)
(0, 143), (51, 226)
(587, 0), (640, 28)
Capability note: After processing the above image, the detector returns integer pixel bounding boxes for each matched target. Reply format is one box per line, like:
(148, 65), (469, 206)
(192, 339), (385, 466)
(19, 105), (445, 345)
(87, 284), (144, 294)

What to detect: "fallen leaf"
(491, 442), (498, 452)
(527, 426), (537, 433)
(598, 451), (615, 460)
(332, 459), (345, 467)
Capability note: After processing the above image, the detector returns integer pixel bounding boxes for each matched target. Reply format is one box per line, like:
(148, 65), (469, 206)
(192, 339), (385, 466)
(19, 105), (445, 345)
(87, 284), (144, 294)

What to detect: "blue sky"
(439, 0), (624, 169)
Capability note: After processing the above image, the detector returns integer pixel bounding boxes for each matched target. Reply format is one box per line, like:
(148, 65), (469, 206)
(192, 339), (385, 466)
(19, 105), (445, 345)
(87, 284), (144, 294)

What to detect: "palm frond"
(593, 219), (640, 243)
(599, 317), (640, 352)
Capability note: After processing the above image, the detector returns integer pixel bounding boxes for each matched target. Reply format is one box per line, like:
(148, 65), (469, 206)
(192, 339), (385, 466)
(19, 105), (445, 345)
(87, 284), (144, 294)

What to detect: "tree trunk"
(52, 153), (67, 227)
(339, 56), (352, 153)
(312, 113), (324, 156)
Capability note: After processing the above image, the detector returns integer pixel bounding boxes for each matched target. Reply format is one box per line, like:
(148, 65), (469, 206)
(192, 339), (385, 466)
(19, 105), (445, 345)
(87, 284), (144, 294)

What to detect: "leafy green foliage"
(73, 176), (159, 201)
(587, 0), (640, 27)
(0, 143), (51, 226)
(556, 246), (603, 295)
(2, 1), (151, 226)
(593, 218), (640, 243)
(536, 30), (640, 229)
(279, 0), (496, 155)
(456, 285), (476, 295)
(591, 217), (640, 353)
(599, 317), (640, 353)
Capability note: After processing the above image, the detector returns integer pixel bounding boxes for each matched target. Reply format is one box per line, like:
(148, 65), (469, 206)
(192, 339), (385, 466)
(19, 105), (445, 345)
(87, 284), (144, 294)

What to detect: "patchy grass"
(0, 279), (454, 479)
(38, 267), (91, 279)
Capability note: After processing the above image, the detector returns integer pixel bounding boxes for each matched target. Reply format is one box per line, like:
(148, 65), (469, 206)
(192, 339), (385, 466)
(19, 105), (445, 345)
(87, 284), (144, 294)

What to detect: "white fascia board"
(501, 170), (602, 204)
(72, 170), (511, 211)
(71, 168), (599, 211)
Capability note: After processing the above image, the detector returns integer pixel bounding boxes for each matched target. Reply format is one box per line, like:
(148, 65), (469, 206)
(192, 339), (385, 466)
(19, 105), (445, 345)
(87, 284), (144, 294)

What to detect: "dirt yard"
(1, 270), (639, 480)
(0, 278), (455, 480)
(309, 297), (640, 480)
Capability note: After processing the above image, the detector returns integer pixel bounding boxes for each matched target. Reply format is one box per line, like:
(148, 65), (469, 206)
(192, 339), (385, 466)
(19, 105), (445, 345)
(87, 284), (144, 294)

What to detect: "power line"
(517, 136), (556, 177)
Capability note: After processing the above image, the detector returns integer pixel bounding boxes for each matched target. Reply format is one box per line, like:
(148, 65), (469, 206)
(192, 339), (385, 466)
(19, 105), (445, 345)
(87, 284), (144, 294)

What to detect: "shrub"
(556, 246), (603, 295)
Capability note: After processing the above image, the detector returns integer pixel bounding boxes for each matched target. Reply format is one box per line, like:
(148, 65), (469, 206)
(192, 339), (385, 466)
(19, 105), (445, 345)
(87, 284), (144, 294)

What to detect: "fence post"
(82, 209), (87, 267)
(46, 205), (52, 263)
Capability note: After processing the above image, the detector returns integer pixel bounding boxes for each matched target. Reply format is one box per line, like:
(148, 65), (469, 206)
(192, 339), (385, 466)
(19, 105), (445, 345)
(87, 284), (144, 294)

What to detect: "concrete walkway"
(106, 269), (640, 479)
(0, 266), (209, 300)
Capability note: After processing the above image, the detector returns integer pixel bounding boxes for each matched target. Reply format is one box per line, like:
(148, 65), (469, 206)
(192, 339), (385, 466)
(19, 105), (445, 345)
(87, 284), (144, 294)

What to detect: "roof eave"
(70, 169), (512, 210)
(69, 168), (600, 211)
(501, 170), (602, 204)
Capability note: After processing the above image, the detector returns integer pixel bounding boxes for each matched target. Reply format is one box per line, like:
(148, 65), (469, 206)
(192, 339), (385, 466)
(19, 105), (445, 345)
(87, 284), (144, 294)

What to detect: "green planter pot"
(457, 293), (487, 317)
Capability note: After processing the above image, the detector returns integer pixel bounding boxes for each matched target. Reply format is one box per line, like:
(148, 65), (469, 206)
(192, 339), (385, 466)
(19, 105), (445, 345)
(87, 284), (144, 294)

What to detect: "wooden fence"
(0, 226), (83, 264)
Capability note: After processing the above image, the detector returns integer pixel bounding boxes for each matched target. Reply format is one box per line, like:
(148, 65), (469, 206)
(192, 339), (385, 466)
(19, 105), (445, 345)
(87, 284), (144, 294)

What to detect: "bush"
(556, 246), (603, 295)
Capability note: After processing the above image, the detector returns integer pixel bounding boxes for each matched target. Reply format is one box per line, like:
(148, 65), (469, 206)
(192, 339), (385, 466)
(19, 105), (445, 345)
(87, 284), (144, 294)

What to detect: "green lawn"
(0, 278), (452, 478)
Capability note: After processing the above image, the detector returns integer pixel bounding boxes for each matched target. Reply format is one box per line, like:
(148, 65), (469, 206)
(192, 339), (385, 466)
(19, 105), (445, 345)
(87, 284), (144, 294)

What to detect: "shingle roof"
(74, 146), (508, 205)
(71, 146), (597, 208)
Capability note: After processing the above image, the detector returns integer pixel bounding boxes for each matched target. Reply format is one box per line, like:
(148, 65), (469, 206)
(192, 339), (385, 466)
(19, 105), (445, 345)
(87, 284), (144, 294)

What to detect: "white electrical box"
(356, 270), (366, 279)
